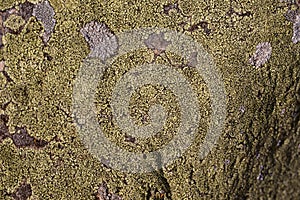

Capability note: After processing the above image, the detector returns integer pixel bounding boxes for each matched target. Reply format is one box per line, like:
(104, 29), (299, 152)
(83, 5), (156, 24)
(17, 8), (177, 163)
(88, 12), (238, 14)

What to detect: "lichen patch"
(33, 0), (56, 43)
(292, 14), (300, 44)
(80, 21), (119, 61)
(249, 42), (272, 68)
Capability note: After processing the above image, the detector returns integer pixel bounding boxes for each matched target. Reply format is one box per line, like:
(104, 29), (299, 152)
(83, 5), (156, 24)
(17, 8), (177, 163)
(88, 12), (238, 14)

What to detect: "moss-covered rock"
(0, 0), (299, 199)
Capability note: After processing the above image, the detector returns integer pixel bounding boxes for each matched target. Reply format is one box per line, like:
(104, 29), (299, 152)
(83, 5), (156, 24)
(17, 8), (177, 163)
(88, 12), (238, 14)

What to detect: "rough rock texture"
(0, 0), (299, 200)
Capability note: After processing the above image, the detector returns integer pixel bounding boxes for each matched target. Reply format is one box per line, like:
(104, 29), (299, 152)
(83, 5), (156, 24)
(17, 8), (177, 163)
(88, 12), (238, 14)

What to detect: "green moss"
(4, 14), (25, 32)
(0, 0), (299, 199)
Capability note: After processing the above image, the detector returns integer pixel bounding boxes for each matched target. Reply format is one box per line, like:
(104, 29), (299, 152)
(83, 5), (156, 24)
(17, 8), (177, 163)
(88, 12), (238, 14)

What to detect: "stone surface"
(0, 0), (299, 199)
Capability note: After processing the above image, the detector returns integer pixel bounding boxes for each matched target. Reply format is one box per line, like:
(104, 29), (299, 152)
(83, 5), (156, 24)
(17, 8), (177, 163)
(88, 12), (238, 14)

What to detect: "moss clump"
(4, 14), (25, 32)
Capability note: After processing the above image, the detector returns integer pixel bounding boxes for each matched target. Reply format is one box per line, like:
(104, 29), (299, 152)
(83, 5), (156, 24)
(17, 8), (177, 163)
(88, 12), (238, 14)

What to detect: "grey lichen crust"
(33, 0), (56, 43)
(249, 42), (272, 68)
(292, 14), (300, 43)
(144, 32), (171, 54)
(80, 21), (119, 61)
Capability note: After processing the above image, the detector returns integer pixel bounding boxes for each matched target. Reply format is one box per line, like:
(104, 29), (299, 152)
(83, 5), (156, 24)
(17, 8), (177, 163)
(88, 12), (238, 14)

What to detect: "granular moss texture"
(0, 0), (299, 199)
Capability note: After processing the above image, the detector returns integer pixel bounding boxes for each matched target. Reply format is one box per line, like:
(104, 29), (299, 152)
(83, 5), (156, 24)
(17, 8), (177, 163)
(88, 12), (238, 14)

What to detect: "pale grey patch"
(284, 10), (298, 23)
(0, 61), (4, 72)
(292, 14), (300, 44)
(188, 51), (198, 67)
(249, 42), (272, 68)
(33, 0), (56, 43)
(144, 32), (171, 54)
(80, 21), (119, 61)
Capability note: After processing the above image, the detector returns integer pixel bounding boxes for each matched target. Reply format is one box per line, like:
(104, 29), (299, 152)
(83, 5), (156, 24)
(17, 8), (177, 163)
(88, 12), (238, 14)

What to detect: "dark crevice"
(162, 2), (211, 36)
(0, 1), (35, 48)
(162, 1), (189, 18)
(19, 2), (35, 22)
(9, 180), (32, 200)
(10, 126), (49, 148)
(2, 70), (15, 83)
(145, 186), (152, 200)
(163, 2), (180, 15)
(0, 114), (9, 142)
(151, 169), (172, 199)
(186, 21), (211, 35)
(226, 7), (252, 18)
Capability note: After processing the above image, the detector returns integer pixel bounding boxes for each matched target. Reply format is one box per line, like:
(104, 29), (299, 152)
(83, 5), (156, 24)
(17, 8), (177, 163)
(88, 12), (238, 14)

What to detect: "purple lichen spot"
(188, 51), (198, 67)
(144, 32), (171, 55)
(33, 0), (56, 43)
(11, 127), (48, 148)
(257, 173), (264, 181)
(0, 60), (4, 72)
(80, 21), (119, 62)
(96, 182), (109, 200)
(257, 165), (264, 181)
(239, 105), (245, 113)
(249, 42), (272, 68)
(224, 159), (230, 166)
(96, 182), (122, 200)
(284, 9), (298, 23)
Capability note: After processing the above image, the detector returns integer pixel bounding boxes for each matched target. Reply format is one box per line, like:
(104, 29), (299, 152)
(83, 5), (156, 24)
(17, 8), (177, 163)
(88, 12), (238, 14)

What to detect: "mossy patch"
(0, 0), (299, 199)
(4, 14), (25, 32)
